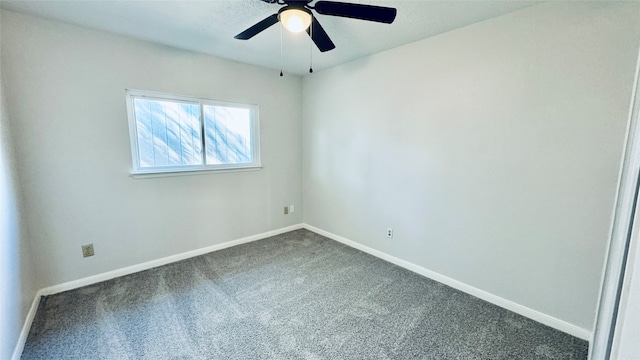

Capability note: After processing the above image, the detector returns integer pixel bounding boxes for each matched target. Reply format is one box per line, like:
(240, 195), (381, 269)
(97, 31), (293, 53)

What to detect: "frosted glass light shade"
(279, 9), (312, 33)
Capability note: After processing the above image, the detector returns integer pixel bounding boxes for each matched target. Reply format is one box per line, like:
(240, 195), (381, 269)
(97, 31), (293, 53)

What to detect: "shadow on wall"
(0, 80), (37, 360)
(1, 123), (21, 359)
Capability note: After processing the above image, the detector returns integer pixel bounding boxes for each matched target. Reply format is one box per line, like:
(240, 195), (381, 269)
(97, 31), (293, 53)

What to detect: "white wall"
(0, 10), (303, 288)
(303, 2), (640, 332)
(0, 39), (38, 360)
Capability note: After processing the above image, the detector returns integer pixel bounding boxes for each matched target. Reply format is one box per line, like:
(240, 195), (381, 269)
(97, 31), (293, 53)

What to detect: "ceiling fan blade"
(234, 14), (279, 40)
(314, 1), (397, 24)
(307, 17), (336, 52)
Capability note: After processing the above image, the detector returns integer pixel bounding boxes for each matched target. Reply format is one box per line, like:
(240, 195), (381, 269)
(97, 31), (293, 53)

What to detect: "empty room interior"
(2, 1), (640, 359)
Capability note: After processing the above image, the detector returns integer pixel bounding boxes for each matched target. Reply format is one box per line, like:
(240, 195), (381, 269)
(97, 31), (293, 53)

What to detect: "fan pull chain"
(308, 16), (313, 73)
(280, 23), (284, 77)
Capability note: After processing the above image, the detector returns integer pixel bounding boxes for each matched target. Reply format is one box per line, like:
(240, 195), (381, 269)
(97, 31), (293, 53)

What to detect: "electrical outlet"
(82, 244), (94, 258)
(284, 206), (289, 215)
(386, 228), (393, 239)
(289, 205), (295, 213)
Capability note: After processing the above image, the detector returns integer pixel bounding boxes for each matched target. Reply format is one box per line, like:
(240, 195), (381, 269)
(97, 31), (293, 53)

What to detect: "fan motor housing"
(278, 5), (312, 17)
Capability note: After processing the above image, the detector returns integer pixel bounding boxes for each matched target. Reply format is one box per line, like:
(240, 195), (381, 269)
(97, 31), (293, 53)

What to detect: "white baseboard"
(13, 222), (590, 359)
(303, 224), (592, 341)
(40, 224), (304, 296)
(12, 224), (303, 359)
(12, 288), (44, 360)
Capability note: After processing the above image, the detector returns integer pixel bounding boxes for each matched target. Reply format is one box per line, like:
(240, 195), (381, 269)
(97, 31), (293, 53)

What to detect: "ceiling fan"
(234, 0), (397, 52)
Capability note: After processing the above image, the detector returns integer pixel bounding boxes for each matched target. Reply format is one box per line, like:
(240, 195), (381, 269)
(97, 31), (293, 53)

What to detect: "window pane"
(203, 105), (253, 165)
(133, 98), (202, 168)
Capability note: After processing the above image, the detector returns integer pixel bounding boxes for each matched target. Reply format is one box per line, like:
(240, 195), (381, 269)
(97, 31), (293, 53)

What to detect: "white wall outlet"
(82, 244), (94, 257)
(386, 227), (393, 239)
(289, 205), (295, 213)
(284, 206), (289, 215)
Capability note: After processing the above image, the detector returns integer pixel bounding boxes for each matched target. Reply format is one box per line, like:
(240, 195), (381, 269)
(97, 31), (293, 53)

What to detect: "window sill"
(129, 166), (262, 179)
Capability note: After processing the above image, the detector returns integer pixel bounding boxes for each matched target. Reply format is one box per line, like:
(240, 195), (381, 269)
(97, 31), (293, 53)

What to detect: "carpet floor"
(22, 229), (588, 359)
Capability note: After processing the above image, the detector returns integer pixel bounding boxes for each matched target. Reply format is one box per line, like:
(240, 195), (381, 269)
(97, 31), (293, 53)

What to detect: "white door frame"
(590, 44), (640, 360)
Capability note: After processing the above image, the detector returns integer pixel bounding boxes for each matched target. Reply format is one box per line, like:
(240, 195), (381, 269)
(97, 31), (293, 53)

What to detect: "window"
(126, 90), (260, 176)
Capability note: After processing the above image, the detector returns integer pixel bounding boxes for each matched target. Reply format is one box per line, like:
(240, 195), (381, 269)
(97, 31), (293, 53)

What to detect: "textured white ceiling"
(0, 0), (539, 75)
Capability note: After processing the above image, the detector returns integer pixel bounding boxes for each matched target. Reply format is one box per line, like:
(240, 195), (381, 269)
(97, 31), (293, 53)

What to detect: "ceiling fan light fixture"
(279, 8), (312, 33)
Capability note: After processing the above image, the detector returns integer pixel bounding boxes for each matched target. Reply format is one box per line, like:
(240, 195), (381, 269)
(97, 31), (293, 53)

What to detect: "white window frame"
(125, 89), (261, 177)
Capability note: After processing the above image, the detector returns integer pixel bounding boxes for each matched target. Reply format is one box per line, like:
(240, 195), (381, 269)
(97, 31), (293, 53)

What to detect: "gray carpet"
(22, 229), (588, 359)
